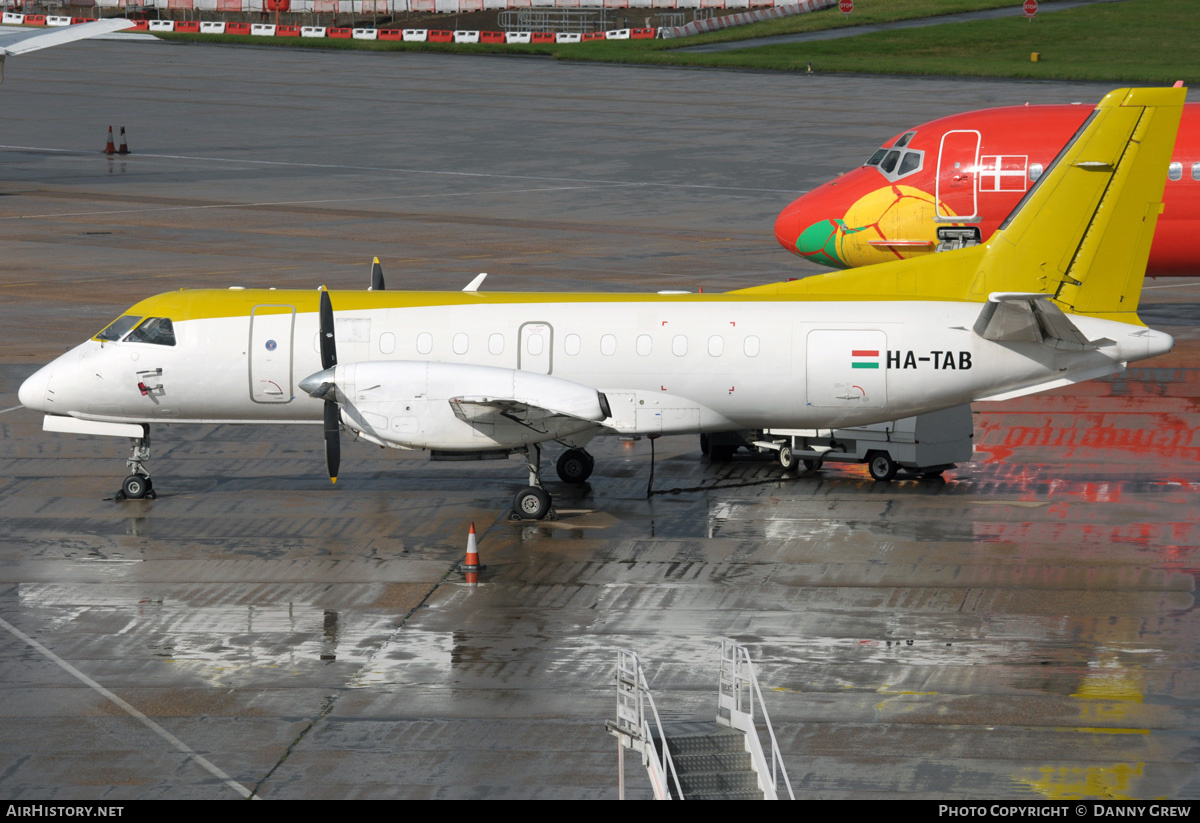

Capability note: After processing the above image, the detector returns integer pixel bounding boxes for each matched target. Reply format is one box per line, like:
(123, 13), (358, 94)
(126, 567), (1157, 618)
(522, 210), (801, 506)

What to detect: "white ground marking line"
(0, 183), (644, 221)
(0, 144), (807, 194)
(1143, 281), (1200, 290)
(0, 405), (24, 415)
(0, 615), (258, 800)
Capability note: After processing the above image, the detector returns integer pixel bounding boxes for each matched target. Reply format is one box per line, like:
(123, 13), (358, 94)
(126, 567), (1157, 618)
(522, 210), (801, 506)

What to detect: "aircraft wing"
(0, 19), (134, 81)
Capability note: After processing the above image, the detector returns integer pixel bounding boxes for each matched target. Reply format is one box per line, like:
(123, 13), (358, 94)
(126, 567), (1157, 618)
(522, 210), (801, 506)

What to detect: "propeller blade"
(370, 257), (385, 291)
(319, 289), (337, 371)
(323, 400), (340, 484)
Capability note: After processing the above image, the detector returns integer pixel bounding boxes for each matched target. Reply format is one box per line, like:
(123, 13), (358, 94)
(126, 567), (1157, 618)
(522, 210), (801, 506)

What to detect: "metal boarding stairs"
(607, 640), (794, 800)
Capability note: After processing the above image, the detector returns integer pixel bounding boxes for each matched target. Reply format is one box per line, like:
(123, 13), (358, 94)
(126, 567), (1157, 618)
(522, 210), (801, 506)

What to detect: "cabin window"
(452, 333), (469, 355)
(564, 334), (581, 356)
(1192, 162), (1200, 182)
(526, 332), (544, 356)
(744, 335), (760, 358)
(1168, 162), (1183, 181)
(636, 334), (652, 357)
(1028, 163), (1044, 182)
(708, 335), (724, 357)
(125, 317), (176, 346)
(488, 333), (504, 355)
(379, 332), (395, 354)
(94, 315), (142, 342)
(672, 335), (688, 357)
(416, 333), (433, 355)
(600, 334), (616, 356)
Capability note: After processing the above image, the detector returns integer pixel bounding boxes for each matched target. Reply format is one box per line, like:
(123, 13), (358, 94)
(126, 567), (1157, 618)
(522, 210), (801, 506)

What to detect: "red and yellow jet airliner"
(775, 101), (1200, 277)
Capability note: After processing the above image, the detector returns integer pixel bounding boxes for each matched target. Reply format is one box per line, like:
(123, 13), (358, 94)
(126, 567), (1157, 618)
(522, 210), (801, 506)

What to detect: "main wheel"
(121, 474), (149, 500)
(709, 444), (735, 462)
(778, 444), (797, 470)
(921, 468), (946, 478)
(867, 452), (899, 482)
(513, 486), (552, 520)
(556, 449), (594, 483)
(803, 459), (820, 472)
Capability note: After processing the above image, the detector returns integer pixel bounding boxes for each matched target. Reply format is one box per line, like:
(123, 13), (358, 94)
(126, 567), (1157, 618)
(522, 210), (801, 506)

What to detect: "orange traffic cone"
(103, 125), (116, 155)
(118, 127), (130, 155)
(463, 522), (480, 585)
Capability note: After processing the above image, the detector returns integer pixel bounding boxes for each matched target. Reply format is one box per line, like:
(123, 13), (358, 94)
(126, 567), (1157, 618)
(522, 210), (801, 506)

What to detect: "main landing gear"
(511, 445), (596, 521)
(512, 443), (554, 521)
(115, 430), (156, 500)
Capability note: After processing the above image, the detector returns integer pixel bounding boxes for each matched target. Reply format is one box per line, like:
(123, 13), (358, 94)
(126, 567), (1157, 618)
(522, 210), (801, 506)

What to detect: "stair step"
(671, 751), (755, 774)
(655, 722), (745, 755)
(685, 790), (767, 800)
(677, 770), (762, 794)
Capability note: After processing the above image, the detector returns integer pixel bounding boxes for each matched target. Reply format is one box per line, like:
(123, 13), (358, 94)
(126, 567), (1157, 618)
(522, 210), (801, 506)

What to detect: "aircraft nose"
(18, 364), (51, 412)
(774, 200), (805, 256)
(773, 188), (847, 268)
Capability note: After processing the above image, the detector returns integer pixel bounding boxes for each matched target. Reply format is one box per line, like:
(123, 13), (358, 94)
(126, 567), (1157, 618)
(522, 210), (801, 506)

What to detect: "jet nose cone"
(18, 364), (51, 412)
(774, 202), (803, 255)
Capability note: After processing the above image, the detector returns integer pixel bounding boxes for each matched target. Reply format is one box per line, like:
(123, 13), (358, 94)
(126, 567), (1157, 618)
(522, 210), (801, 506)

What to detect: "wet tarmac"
(0, 42), (1197, 799)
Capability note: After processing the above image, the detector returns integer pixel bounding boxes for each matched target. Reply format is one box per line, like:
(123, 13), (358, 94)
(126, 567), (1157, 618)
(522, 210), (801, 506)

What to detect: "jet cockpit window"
(866, 134), (924, 182)
(864, 148), (888, 167)
(125, 317), (176, 346)
(94, 315), (142, 342)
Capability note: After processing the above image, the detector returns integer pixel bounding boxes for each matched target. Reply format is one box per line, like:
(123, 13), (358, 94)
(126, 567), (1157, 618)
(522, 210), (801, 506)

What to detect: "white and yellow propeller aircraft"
(18, 87), (1183, 519)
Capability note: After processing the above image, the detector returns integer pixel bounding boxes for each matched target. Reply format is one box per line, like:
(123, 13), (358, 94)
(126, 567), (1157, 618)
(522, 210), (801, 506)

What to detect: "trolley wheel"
(867, 452), (899, 482)
(778, 443), (797, 470)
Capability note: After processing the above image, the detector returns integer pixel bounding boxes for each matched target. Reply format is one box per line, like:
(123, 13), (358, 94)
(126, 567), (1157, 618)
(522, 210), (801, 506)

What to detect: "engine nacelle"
(307, 360), (609, 451)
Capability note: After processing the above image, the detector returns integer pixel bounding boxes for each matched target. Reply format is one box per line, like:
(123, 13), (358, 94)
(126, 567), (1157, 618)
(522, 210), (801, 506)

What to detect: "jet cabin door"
(935, 129), (981, 222)
(519, 322), (552, 374)
(249, 305), (296, 403)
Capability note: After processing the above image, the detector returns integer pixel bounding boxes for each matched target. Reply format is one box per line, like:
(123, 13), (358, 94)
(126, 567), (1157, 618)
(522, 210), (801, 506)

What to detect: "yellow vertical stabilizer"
(734, 87), (1186, 322)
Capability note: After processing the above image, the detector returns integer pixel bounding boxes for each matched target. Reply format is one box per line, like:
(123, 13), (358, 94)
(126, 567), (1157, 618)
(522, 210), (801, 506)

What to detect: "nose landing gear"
(115, 431), (155, 500)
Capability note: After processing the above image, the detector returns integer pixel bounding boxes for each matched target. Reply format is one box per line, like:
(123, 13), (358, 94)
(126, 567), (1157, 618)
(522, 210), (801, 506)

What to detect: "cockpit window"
(94, 315), (142, 342)
(865, 131), (924, 182)
(126, 317), (176, 346)
(864, 148), (888, 167)
(898, 152), (921, 176)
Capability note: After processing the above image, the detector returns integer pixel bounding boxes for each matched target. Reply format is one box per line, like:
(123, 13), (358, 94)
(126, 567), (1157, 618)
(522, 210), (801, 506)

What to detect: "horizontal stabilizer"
(973, 292), (1108, 350)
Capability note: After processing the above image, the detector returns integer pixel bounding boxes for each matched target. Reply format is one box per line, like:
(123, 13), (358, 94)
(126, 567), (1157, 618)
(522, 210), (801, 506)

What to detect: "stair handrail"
(616, 649), (685, 800)
(718, 639), (795, 800)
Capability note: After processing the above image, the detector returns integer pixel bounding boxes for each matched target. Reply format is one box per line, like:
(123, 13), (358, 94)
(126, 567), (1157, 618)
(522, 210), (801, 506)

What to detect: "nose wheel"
(115, 430), (156, 500)
(119, 474), (154, 500)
